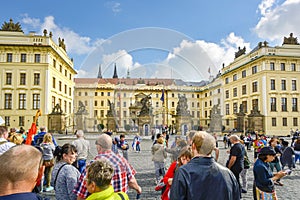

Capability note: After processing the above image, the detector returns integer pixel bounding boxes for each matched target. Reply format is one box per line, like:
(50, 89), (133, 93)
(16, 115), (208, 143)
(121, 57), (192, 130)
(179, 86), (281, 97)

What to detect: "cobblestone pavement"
(42, 133), (300, 199)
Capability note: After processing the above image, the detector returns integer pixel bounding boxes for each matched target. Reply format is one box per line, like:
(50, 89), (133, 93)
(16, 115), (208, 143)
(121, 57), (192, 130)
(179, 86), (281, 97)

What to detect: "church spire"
(112, 63), (118, 79)
(126, 66), (130, 79)
(97, 64), (102, 79)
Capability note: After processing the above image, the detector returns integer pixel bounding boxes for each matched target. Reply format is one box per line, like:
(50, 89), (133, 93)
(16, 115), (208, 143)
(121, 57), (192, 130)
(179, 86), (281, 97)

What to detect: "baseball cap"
(259, 146), (276, 155)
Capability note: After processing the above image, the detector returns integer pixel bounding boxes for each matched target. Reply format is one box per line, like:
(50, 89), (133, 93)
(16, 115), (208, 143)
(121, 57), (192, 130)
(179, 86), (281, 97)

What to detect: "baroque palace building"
(1, 20), (300, 136)
(0, 19), (76, 131)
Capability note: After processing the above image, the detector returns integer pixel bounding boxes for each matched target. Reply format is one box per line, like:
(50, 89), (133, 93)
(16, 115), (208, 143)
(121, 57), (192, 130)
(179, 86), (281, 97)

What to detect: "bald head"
(0, 145), (42, 186)
(96, 134), (112, 151)
(76, 130), (84, 138)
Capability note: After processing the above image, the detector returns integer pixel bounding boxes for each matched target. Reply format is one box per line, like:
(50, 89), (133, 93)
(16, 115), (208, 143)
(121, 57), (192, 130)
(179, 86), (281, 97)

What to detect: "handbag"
(43, 160), (54, 167)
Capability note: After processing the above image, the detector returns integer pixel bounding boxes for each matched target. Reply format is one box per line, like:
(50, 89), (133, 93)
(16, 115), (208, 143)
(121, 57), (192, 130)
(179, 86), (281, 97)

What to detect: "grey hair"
(96, 134), (112, 150)
(76, 130), (84, 137)
(229, 135), (239, 142)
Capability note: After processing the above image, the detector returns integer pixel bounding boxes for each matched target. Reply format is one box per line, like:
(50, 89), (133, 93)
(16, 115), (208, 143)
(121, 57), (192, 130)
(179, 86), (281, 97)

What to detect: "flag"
(25, 122), (37, 145)
(160, 89), (164, 103)
(208, 67), (211, 74)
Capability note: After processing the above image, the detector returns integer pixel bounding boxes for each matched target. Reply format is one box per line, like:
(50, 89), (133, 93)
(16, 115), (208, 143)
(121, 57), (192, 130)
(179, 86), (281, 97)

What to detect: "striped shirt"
(73, 150), (136, 199)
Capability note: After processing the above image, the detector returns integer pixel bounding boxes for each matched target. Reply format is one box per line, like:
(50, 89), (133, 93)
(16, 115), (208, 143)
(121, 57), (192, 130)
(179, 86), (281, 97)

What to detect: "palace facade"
(1, 20), (300, 136)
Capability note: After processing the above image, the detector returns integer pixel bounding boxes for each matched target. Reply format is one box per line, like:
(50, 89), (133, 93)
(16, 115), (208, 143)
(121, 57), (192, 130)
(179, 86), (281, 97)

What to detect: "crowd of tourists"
(0, 121), (299, 200)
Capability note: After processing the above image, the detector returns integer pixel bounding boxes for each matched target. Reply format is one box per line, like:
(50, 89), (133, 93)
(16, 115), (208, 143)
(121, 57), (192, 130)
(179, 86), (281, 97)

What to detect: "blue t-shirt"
(0, 192), (45, 200)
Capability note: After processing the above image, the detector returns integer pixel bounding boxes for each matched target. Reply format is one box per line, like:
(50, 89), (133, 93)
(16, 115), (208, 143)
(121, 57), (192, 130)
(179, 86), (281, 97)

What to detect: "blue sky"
(0, 0), (299, 81)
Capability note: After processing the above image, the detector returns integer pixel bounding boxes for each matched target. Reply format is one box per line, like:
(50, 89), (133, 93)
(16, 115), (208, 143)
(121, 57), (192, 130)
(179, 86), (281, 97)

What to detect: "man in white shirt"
(72, 130), (90, 173)
(0, 126), (15, 155)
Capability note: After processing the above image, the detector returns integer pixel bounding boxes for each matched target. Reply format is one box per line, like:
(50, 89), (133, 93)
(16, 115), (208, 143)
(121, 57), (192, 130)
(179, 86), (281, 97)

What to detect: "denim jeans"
(295, 151), (300, 164)
(154, 161), (165, 182)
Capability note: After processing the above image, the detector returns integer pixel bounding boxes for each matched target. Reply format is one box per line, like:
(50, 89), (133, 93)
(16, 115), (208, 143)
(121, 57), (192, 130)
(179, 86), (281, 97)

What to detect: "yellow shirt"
(86, 186), (129, 200)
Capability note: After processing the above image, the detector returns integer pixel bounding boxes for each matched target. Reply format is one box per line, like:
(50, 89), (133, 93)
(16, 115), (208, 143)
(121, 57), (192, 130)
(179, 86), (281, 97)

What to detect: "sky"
(0, 0), (299, 81)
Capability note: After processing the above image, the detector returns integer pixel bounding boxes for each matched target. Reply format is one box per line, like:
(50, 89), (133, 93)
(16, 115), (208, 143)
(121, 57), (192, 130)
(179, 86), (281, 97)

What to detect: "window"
(192, 94), (194, 98)
(226, 119), (229, 126)
(60, 65), (62, 73)
(252, 99), (258, 111)
(94, 101), (98, 106)
(292, 98), (298, 111)
(7, 53), (12, 62)
(225, 104), (230, 115)
(192, 111), (195, 117)
(65, 69), (68, 77)
(20, 73), (26, 85)
(291, 63), (296, 71)
(5, 94), (12, 109)
(69, 102), (72, 113)
(204, 111), (207, 118)
(225, 90), (229, 99)
(282, 118), (287, 126)
(156, 102), (159, 107)
(252, 66), (257, 74)
(53, 59), (56, 68)
(270, 79), (275, 90)
(281, 97), (287, 111)
(242, 85), (247, 95)
(34, 73), (40, 85)
(242, 101), (247, 113)
(272, 118), (276, 126)
(85, 92), (88, 96)
(197, 111), (200, 118)
(101, 92), (104, 96)
(101, 101), (104, 107)
(156, 94), (159, 98)
(34, 54), (41, 63)
(242, 70), (246, 78)
(281, 80), (286, 90)
(94, 110), (98, 117)
(233, 74), (237, 81)
(293, 118), (298, 126)
(280, 63), (285, 71)
(292, 80), (297, 91)
(233, 88), (237, 97)
(191, 102), (194, 107)
(172, 93), (175, 98)
(252, 81), (258, 92)
(123, 102), (127, 107)
(64, 100), (67, 113)
(52, 77), (56, 88)
(225, 78), (229, 84)
(270, 62), (275, 70)
(21, 54), (26, 62)
(6, 73), (12, 85)
(95, 92), (98, 96)
(233, 102), (238, 114)
(5, 116), (10, 126)
(59, 81), (62, 91)
(19, 116), (24, 126)
(52, 96), (56, 108)
(205, 102), (207, 107)
(123, 111), (127, 117)
(69, 74), (72, 80)
(107, 92), (110, 96)
(19, 94), (26, 109)
(270, 97), (276, 111)
(101, 110), (104, 117)
(197, 102), (200, 107)
(172, 102), (175, 107)
(64, 85), (67, 94)
(69, 88), (72, 96)
(33, 94), (40, 109)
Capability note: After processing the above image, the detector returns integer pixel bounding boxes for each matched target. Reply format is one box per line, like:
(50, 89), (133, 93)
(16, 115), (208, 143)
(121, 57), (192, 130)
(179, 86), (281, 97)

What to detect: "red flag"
(25, 122), (37, 145)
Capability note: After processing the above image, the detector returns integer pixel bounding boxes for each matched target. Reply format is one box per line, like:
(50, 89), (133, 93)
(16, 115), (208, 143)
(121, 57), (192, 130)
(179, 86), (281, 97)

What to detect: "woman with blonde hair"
(40, 133), (55, 191)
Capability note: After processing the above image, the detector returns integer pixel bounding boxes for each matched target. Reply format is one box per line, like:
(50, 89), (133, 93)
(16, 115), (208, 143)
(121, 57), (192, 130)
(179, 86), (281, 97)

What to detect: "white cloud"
(21, 15), (96, 55)
(254, 0), (300, 42)
(106, 1), (122, 14)
(258, 0), (276, 15)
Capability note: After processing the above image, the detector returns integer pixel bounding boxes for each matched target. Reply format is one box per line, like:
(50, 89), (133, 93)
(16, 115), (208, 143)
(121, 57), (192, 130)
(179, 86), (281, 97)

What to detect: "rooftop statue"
(0, 19), (23, 32)
(283, 33), (299, 45)
(235, 46), (246, 59)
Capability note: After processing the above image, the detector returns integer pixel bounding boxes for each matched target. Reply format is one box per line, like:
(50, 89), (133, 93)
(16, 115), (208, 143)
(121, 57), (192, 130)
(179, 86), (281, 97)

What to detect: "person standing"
(226, 135), (245, 197)
(170, 131), (240, 200)
(0, 145), (45, 200)
(253, 146), (286, 200)
(117, 134), (129, 160)
(268, 138), (283, 186)
(152, 136), (167, 184)
(72, 130), (90, 173)
(40, 133), (55, 192)
(85, 159), (129, 200)
(51, 143), (80, 200)
(73, 134), (142, 200)
(33, 126), (57, 147)
(293, 138), (300, 164)
(0, 126), (15, 156)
